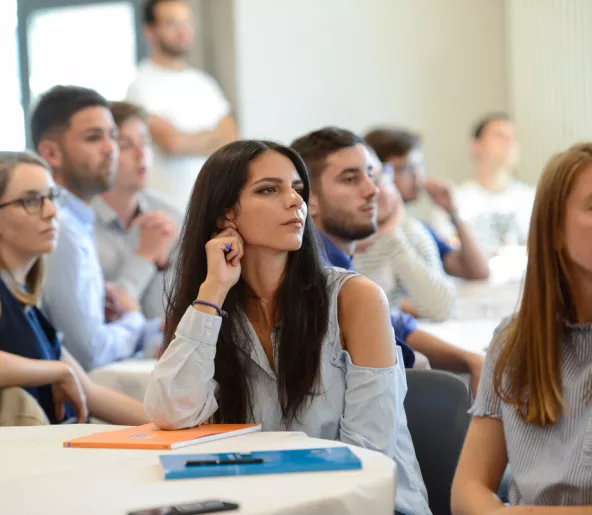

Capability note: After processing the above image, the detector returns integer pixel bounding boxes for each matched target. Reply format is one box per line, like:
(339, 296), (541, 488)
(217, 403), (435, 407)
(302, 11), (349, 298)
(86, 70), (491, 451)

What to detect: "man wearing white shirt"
(433, 114), (536, 255)
(127, 0), (238, 207)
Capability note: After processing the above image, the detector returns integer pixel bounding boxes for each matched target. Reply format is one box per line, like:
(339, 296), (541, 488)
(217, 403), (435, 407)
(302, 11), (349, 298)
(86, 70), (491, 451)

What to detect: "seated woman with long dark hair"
(451, 142), (592, 513)
(144, 140), (431, 515)
(0, 151), (148, 425)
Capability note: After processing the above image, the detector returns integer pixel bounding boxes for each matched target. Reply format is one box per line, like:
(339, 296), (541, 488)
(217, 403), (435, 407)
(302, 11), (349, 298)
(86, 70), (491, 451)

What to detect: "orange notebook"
(63, 423), (262, 450)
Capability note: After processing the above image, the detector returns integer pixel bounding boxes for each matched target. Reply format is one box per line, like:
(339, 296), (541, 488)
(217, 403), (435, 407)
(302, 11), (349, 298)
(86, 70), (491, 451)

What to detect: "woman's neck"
(0, 248), (35, 285)
(240, 247), (288, 327)
(101, 189), (141, 229)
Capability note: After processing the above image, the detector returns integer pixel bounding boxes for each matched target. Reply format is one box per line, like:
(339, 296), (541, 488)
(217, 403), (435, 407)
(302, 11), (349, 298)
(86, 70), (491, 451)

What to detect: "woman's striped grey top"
(145, 267), (431, 515)
(470, 318), (592, 506)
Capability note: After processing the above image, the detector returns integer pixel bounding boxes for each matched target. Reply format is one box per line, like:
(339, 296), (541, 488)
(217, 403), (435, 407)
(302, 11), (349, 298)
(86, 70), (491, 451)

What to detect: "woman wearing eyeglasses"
(0, 151), (149, 425)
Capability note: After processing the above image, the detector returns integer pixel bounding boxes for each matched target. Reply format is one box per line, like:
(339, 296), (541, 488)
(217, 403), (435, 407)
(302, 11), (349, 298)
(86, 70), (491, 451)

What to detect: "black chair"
(404, 369), (472, 515)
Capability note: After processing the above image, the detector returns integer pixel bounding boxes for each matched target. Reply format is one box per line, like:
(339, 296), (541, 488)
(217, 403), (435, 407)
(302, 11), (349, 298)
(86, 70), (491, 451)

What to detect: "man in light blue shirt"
(32, 85), (161, 370)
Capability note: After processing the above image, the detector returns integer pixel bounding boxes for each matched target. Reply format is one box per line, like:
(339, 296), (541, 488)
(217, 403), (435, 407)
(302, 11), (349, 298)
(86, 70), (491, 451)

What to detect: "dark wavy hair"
(165, 140), (330, 423)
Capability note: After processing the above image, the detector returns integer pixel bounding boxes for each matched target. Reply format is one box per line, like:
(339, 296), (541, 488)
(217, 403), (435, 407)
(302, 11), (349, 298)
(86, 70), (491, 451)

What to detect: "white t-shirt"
(432, 179), (536, 255)
(126, 60), (231, 208)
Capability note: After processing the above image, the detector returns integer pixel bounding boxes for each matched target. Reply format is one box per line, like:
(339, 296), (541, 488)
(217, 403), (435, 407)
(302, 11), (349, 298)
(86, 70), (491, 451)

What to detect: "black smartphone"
(127, 500), (239, 515)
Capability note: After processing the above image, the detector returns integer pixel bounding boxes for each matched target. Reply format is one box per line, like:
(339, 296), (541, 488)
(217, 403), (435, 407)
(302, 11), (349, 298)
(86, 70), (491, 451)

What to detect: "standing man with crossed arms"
(127, 0), (238, 208)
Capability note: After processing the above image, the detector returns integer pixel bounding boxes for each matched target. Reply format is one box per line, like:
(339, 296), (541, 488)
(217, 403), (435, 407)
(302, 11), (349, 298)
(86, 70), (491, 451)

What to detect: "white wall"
(233, 0), (508, 185)
(505, 0), (592, 183)
(186, 0), (207, 69)
(189, 0), (238, 109)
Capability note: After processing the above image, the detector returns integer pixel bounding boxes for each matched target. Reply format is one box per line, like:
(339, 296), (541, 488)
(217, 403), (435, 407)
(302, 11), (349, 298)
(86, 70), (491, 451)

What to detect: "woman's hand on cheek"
(203, 227), (245, 295)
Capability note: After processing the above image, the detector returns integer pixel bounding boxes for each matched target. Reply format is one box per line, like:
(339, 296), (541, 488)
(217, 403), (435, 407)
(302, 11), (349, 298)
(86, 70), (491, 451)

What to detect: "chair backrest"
(404, 369), (472, 515)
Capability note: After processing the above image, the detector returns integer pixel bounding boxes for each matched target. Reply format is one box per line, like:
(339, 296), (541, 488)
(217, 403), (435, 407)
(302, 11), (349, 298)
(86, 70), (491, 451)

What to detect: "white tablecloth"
(417, 318), (501, 355)
(0, 425), (396, 515)
(89, 359), (156, 402)
(451, 279), (522, 322)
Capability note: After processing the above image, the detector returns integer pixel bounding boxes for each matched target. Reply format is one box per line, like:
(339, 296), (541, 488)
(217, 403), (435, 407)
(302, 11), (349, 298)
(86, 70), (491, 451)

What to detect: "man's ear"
(37, 139), (62, 170)
(469, 140), (480, 160)
(309, 192), (320, 219)
(144, 26), (155, 46)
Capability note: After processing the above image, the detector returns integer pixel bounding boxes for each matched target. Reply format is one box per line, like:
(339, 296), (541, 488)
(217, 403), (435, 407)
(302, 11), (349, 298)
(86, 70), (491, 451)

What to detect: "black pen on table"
(185, 458), (264, 466)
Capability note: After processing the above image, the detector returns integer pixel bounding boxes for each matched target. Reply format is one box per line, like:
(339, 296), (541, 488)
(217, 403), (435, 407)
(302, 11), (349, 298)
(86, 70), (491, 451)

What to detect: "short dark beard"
(320, 213), (376, 242)
(60, 152), (114, 202)
(63, 173), (110, 202)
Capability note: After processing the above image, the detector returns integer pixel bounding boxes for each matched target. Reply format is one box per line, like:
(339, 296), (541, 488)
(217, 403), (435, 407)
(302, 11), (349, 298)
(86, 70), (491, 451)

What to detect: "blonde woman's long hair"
(0, 151), (52, 307)
(493, 142), (592, 425)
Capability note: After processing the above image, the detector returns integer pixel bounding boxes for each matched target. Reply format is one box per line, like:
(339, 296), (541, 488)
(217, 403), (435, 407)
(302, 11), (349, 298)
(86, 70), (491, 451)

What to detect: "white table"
(417, 318), (500, 355)
(89, 359), (156, 402)
(0, 425), (396, 515)
(414, 272), (522, 357)
(451, 279), (522, 322)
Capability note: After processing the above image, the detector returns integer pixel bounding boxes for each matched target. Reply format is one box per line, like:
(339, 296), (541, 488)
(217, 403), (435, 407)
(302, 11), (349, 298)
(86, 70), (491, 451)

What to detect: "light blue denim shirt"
(145, 267), (431, 515)
(42, 192), (160, 370)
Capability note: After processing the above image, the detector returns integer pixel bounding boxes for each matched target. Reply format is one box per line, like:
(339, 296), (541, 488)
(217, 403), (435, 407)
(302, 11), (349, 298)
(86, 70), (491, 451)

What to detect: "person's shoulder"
(405, 213), (430, 234)
(324, 265), (356, 285)
(456, 180), (481, 195)
(416, 218), (447, 245)
(337, 273), (389, 315)
(44, 213), (86, 277)
(454, 180), (484, 204)
(325, 268), (386, 315)
(188, 69), (228, 98)
(129, 60), (194, 92)
(509, 180), (536, 197)
(53, 207), (96, 261)
(188, 67), (219, 83)
(56, 209), (83, 241)
(454, 181), (490, 212)
(90, 196), (114, 224)
(129, 59), (158, 82)
(126, 62), (156, 102)
(402, 215), (442, 245)
(488, 315), (515, 355)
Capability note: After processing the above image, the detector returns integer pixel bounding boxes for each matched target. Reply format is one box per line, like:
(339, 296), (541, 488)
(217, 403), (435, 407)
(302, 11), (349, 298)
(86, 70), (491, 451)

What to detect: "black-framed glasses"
(0, 187), (65, 215)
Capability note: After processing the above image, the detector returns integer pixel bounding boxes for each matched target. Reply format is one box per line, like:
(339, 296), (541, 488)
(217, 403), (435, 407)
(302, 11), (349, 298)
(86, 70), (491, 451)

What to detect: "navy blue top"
(423, 222), (453, 262)
(317, 232), (416, 368)
(0, 277), (74, 424)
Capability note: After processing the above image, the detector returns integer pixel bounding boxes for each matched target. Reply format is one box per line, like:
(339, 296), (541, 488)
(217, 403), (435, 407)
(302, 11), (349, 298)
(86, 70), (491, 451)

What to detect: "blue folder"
(160, 447), (362, 480)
